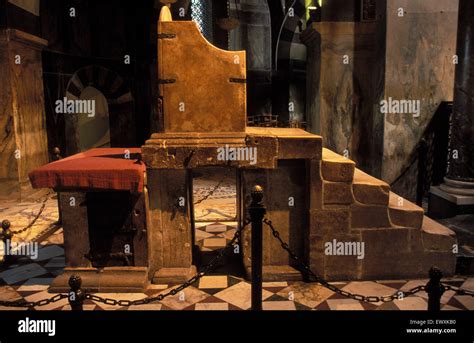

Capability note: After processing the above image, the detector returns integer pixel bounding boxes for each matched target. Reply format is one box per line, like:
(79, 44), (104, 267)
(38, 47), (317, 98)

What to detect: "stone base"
(152, 266), (197, 284)
(428, 186), (474, 219)
(50, 267), (149, 293)
(245, 265), (303, 281)
(441, 177), (474, 196)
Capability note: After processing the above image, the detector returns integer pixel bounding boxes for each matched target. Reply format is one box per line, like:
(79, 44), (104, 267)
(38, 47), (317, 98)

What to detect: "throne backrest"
(157, 6), (247, 133)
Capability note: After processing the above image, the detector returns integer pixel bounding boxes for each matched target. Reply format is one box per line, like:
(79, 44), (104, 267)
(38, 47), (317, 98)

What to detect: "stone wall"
(382, 0), (458, 186)
(0, 29), (49, 199)
(0, 37), (16, 182)
(241, 160), (308, 272)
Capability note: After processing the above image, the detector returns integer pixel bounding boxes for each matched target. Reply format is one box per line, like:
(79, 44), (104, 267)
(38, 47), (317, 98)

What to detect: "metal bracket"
(229, 78), (247, 83)
(158, 79), (176, 84)
(157, 33), (176, 39)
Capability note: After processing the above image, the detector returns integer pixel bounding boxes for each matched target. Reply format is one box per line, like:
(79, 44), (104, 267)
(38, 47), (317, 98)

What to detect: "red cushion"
(29, 148), (145, 193)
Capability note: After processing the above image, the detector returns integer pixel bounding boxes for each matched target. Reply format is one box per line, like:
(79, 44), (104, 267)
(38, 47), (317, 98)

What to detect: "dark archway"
(64, 65), (135, 155)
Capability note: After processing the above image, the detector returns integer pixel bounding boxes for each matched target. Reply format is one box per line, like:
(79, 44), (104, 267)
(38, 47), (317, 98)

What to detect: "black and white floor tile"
(195, 222), (238, 252)
(0, 242), (473, 311)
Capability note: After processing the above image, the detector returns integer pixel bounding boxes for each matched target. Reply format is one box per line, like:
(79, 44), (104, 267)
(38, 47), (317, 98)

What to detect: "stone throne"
(34, 6), (457, 292)
(143, 6), (322, 282)
(143, 6), (457, 283)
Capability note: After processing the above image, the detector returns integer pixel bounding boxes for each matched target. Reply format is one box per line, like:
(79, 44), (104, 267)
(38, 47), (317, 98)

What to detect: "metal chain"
(0, 294), (68, 308)
(6, 218), (472, 309)
(84, 220), (249, 307)
(10, 194), (53, 235)
(0, 221), (248, 308)
(193, 170), (231, 206)
(263, 218), (426, 303)
(442, 283), (474, 297)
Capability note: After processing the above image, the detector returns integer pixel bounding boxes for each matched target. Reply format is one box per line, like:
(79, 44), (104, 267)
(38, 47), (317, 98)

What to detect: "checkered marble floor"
(195, 222), (238, 252)
(0, 240), (473, 311)
(193, 169), (236, 222)
(0, 194), (59, 247)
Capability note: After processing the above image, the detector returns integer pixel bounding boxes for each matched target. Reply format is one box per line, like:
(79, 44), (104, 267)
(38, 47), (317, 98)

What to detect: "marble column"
(300, 23), (321, 134)
(429, 0), (474, 218)
(446, 0), (474, 183)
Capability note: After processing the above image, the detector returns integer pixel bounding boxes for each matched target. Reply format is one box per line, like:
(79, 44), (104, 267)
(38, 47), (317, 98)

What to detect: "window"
(191, 0), (213, 42)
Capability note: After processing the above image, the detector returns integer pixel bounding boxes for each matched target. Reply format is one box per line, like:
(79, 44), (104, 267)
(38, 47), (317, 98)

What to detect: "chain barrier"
(0, 294), (68, 308)
(442, 283), (474, 297)
(0, 220), (249, 309)
(9, 194), (54, 235)
(1, 214), (473, 309)
(262, 218), (474, 303)
(83, 220), (247, 307)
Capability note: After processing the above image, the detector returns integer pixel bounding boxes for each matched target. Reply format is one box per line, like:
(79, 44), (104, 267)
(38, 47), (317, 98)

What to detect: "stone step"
(321, 148), (355, 182)
(50, 267), (149, 293)
(353, 169), (390, 205)
(421, 216), (456, 252)
(323, 180), (353, 205)
(388, 192), (424, 229)
(351, 203), (392, 228)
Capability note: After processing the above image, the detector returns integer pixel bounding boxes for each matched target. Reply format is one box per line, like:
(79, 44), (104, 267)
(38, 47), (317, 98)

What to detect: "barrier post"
(426, 266), (444, 311)
(68, 274), (85, 311)
(249, 185), (266, 311)
(1, 220), (13, 266)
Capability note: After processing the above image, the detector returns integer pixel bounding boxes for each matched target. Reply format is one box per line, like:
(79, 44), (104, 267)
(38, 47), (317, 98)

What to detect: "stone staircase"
(314, 148), (457, 280)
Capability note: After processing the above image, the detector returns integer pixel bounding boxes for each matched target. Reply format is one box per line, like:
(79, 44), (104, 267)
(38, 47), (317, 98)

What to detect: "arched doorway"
(64, 65), (135, 155)
(77, 86), (111, 151)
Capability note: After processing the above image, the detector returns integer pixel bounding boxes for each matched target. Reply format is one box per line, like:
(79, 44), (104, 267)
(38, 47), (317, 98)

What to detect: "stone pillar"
(59, 192), (91, 268)
(446, 0), (474, 183)
(300, 24), (321, 134)
(147, 169), (196, 283)
(0, 29), (49, 200)
(429, 0), (474, 218)
(241, 163), (308, 281)
(300, 22), (379, 160)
